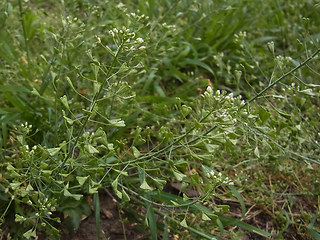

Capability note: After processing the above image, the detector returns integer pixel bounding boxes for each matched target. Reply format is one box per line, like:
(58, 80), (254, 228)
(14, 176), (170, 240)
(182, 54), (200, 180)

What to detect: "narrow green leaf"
(254, 147), (260, 158)
(163, 216), (169, 240)
(93, 81), (101, 95)
(299, 88), (315, 96)
(63, 116), (74, 125)
(93, 193), (101, 240)
(229, 185), (246, 218)
(146, 200), (157, 240)
(184, 58), (214, 76)
(66, 77), (76, 92)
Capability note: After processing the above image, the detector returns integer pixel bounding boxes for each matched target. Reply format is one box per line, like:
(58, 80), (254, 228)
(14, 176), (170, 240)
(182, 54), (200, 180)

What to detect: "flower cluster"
(202, 86), (245, 107)
(127, 11), (150, 23)
(275, 55), (293, 68)
(234, 31), (247, 48)
(207, 170), (234, 185)
(21, 144), (38, 155)
(107, 27), (146, 50)
(20, 122), (33, 134)
(162, 22), (177, 30)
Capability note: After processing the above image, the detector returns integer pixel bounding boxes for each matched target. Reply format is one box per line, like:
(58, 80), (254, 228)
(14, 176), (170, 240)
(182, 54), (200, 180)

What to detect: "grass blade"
(93, 192), (101, 240)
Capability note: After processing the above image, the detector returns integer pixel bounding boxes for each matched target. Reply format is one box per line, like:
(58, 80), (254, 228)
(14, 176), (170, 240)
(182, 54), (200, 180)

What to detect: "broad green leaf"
(132, 146), (141, 158)
(23, 228), (36, 239)
(6, 163), (15, 171)
(85, 144), (99, 154)
(202, 212), (211, 221)
(140, 179), (153, 191)
(173, 170), (186, 181)
(63, 189), (83, 200)
(111, 179), (122, 198)
(10, 182), (21, 190)
(180, 217), (188, 227)
(76, 176), (89, 186)
(15, 214), (26, 223)
(112, 178), (118, 190)
(108, 118), (125, 127)
(47, 147), (60, 156)
(258, 107), (270, 122)
(122, 189), (130, 202)
(26, 184), (34, 191)
(42, 170), (53, 177)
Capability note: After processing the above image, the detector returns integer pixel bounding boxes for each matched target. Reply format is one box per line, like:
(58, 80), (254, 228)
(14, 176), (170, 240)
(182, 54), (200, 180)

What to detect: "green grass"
(0, 0), (320, 239)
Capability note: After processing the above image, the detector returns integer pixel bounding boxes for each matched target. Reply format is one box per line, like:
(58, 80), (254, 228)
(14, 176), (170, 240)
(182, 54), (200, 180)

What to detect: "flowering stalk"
(52, 36), (126, 178)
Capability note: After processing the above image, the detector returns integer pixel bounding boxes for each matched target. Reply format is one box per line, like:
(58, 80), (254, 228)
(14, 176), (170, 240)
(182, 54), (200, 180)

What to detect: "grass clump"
(0, 0), (320, 239)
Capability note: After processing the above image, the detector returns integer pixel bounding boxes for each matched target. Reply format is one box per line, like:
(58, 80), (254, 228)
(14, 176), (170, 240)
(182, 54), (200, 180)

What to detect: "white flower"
(206, 86), (213, 93)
(109, 30), (115, 37)
(136, 37), (144, 43)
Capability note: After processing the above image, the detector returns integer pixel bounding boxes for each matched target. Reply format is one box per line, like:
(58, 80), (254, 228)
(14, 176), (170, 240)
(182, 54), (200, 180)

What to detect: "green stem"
(52, 42), (124, 178)
(243, 48), (320, 107)
(129, 193), (217, 240)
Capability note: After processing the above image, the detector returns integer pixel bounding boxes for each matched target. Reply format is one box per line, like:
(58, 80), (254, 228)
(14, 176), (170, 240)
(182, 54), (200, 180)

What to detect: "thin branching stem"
(52, 42), (125, 178)
(243, 48), (320, 107)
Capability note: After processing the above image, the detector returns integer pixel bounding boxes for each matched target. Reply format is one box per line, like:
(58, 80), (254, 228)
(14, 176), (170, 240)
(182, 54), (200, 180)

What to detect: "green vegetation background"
(0, 0), (319, 239)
